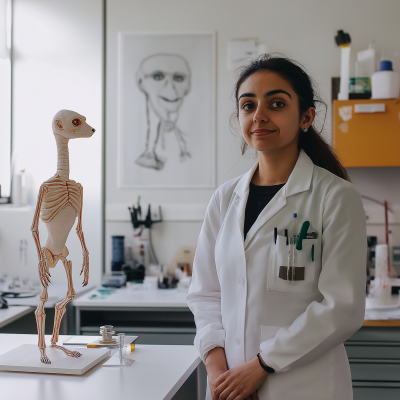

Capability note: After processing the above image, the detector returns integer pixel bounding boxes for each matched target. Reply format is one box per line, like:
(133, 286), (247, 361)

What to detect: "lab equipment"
(111, 236), (125, 272)
(102, 333), (136, 367)
(87, 331), (137, 352)
(101, 272), (126, 288)
(353, 43), (375, 94)
(100, 325), (117, 344)
(167, 246), (195, 276)
(122, 262), (145, 282)
(384, 200), (390, 272)
(383, 200), (397, 277)
(369, 244), (391, 305)
(0, 294), (8, 309)
(392, 246), (400, 276)
(143, 275), (158, 290)
(335, 30), (351, 100)
(128, 197), (162, 265)
(371, 60), (400, 99)
(118, 333), (124, 364)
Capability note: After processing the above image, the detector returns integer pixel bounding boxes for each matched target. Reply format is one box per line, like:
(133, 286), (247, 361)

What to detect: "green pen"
(296, 221), (310, 250)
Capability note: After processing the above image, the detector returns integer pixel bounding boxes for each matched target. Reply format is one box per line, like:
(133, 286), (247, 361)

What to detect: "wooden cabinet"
(333, 99), (400, 167)
(345, 326), (400, 399)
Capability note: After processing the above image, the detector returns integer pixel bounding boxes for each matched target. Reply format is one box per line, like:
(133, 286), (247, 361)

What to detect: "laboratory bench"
(0, 333), (201, 400)
(0, 283), (94, 335)
(72, 287), (194, 343)
(72, 287), (208, 397)
(346, 298), (400, 400)
(0, 306), (34, 329)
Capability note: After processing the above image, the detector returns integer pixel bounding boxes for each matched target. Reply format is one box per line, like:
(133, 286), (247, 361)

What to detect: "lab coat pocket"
(267, 236), (316, 293)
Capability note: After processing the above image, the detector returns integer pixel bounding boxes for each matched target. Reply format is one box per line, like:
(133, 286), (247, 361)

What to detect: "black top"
(244, 182), (286, 240)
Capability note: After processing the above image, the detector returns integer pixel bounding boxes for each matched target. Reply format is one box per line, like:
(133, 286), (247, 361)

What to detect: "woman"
(187, 55), (366, 400)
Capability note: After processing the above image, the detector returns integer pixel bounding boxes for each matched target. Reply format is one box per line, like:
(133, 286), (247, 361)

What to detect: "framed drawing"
(118, 32), (216, 189)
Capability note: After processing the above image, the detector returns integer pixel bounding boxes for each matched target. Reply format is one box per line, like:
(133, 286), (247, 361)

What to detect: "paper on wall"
(227, 40), (267, 71)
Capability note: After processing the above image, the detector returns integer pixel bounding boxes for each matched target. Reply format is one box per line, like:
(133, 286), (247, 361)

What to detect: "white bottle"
(371, 60), (400, 99)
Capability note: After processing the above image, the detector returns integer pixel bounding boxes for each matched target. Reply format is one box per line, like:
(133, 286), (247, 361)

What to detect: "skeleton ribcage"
(40, 176), (81, 223)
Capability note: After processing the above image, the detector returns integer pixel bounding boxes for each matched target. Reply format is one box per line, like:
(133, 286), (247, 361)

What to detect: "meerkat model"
(31, 110), (95, 364)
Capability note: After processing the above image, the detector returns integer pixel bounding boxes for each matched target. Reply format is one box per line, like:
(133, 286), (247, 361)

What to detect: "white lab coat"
(187, 150), (367, 400)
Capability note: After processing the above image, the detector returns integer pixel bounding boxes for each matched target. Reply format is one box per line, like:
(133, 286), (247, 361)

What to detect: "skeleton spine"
(55, 134), (70, 179)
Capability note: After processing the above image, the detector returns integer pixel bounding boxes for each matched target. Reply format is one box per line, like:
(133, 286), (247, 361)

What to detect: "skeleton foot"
(39, 348), (51, 364)
(135, 151), (165, 170)
(179, 150), (191, 162)
(51, 344), (82, 358)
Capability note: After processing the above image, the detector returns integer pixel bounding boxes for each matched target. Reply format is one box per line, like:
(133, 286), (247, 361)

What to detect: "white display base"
(0, 344), (110, 375)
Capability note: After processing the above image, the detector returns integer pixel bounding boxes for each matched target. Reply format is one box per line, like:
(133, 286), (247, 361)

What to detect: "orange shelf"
(363, 319), (400, 327)
(333, 99), (400, 167)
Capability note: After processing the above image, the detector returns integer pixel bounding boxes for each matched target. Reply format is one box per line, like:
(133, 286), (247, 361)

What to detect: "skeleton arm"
(31, 185), (50, 287)
(76, 184), (89, 286)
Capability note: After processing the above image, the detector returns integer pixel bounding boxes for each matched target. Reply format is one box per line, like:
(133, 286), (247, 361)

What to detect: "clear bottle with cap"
(371, 60), (400, 99)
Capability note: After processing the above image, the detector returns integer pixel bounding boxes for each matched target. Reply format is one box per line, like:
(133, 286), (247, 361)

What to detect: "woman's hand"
(213, 357), (268, 400)
(205, 347), (228, 400)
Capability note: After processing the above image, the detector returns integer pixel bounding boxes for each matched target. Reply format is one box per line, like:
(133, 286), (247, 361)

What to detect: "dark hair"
(233, 54), (349, 181)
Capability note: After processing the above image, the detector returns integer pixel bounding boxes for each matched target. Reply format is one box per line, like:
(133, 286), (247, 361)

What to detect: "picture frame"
(117, 31), (216, 189)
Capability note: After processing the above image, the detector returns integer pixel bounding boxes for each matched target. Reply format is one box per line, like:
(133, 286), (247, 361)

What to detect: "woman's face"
(237, 71), (311, 154)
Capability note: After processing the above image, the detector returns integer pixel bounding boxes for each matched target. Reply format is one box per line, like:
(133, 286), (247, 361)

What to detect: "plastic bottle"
(371, 60), (400, 99)
(353, 42), (375, 93)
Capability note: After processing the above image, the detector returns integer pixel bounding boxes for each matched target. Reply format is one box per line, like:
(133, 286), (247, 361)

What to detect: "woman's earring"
(303, 127), (308, 132)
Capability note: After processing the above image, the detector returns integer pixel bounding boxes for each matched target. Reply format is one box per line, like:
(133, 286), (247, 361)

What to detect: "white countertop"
(6, 283), (94, 308)
(364, 295), (400, 321)
(0, 334), (200, 400)
(0, 306), (33, 328)
(73, 287), (189, 308)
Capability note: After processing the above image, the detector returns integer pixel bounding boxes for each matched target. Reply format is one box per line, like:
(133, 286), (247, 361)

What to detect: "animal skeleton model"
(31, 110), (95, 364)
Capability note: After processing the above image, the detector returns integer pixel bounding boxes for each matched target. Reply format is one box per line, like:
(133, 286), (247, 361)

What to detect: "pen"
(274, 227), (278, 244)
(311, 244), (314, 262)
(296, 221), (310, 250)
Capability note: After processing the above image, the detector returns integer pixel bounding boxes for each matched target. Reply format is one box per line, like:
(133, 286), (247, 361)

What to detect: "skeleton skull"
(52, 110), (95, 139)
(136, 54), (191, 120)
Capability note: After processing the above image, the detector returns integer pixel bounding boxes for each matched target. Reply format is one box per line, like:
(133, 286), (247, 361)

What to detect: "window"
(0, 0), (11, 203)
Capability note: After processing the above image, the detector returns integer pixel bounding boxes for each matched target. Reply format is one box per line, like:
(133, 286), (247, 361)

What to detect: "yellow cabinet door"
(333, 99), (400, 167)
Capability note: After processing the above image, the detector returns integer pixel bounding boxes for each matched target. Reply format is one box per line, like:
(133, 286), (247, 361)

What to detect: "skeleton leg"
(35, 266), (51, 364)
(174, 128), (191, 161)
(50, 253), (81, 358)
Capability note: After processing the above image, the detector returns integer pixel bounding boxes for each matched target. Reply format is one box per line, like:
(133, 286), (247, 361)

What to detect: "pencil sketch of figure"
(135, 54), (191, 170)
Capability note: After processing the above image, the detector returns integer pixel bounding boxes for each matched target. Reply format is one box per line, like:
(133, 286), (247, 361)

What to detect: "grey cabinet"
(345, 326), (400, 400)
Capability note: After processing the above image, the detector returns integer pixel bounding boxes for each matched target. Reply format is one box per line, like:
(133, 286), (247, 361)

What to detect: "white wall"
(105, 0), (400, 270)
(0, 0), (103, 285)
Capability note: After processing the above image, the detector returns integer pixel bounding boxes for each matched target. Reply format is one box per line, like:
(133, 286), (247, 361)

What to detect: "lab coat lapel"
(232, 163), (259, 242)
(244, 188), (287, 248)
(244, 150), (314, 248)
